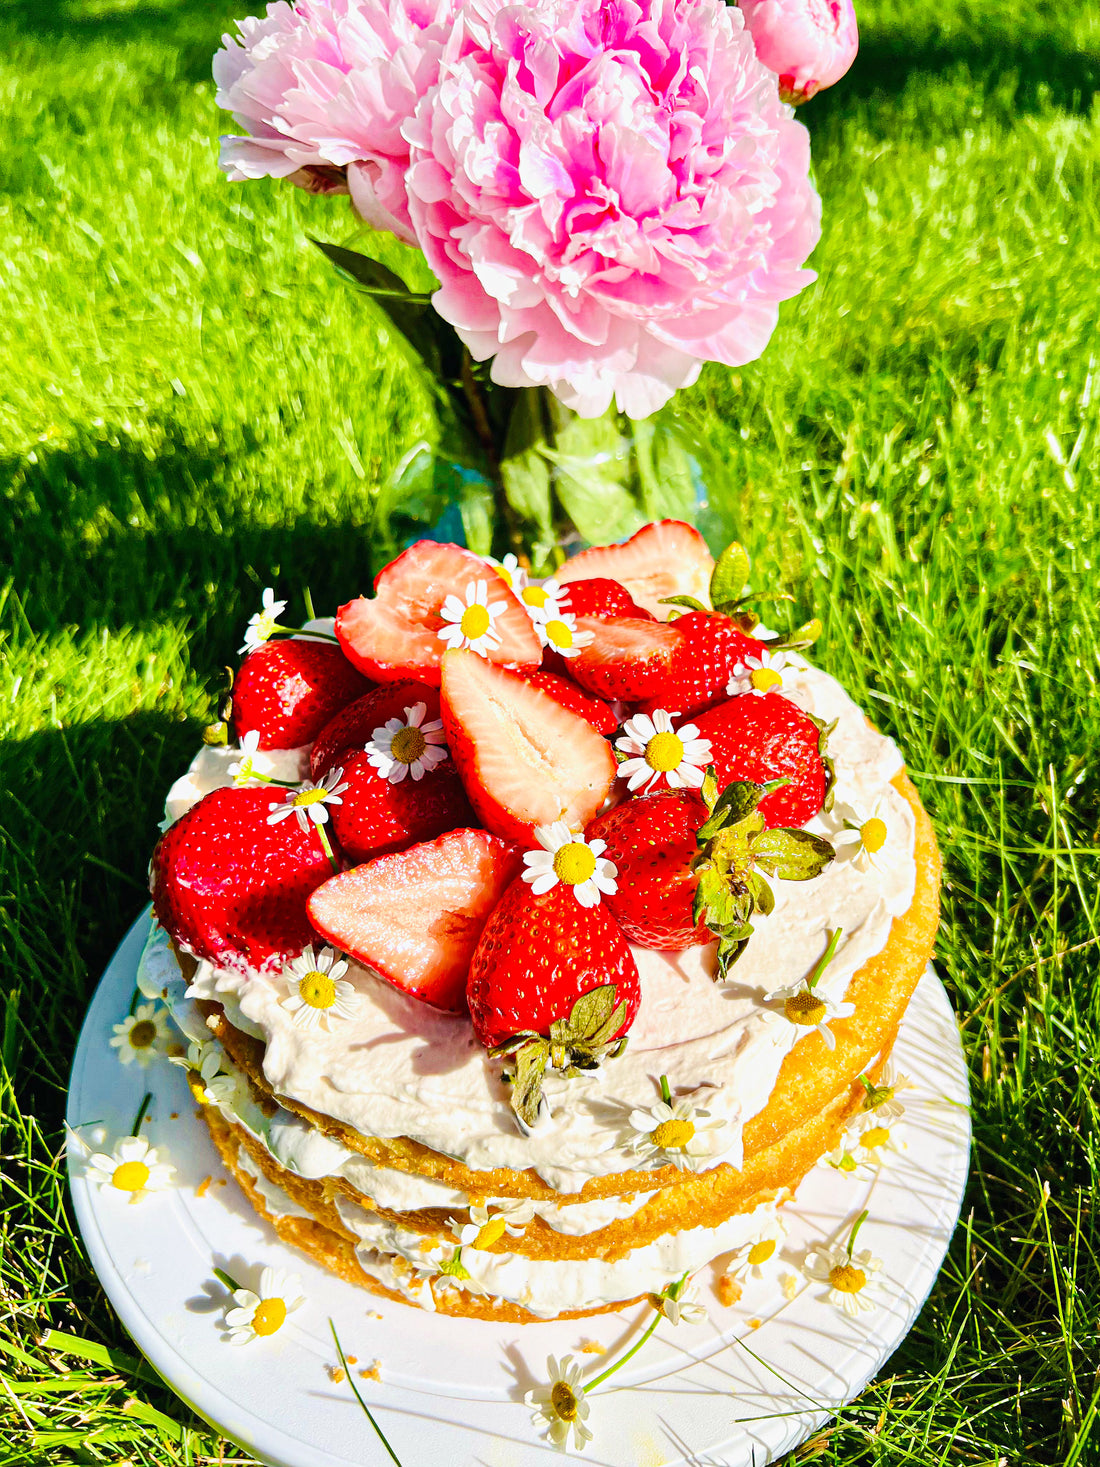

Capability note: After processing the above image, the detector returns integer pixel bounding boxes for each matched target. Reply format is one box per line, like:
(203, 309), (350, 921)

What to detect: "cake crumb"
(169, 1112), (179, 1120)
(345, 1355), (358, 1365)
(748, 1318), (763, 1330)
(196, 1175), (212, 1198)
(781, 1272), (799, 1300)
(365, 1310), (383, 1320)
(715, 1274), (742, 1307)
(216, 1177), (227, 1186)
(359, 1360), (382, 1381)
(329, 1366), (346, 1384)
(579, 1339), (605, 1355)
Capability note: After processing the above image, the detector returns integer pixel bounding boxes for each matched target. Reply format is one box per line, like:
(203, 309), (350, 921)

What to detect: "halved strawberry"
(329, 747), (474, 863)
(692, 694), (828, 827)
(310, 680), (440, 779)
(440, 650), (616, 843)
(232, 640), (372, 750)
(568, 617), (683, 702)
(336, 541), (541, 686)
(521, 670), (618, 736)
(308, 828), (523, 1012)
(151, 787), (336, 974)
(556, 577), (653, 621)
(639, 612), (764, 720)
(557, 521), (714, 620)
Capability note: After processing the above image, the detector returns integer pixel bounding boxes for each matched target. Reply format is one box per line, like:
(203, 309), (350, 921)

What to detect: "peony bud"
(738, 0), (859, 104)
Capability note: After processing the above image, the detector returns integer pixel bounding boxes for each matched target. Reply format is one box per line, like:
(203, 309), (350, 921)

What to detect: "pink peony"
(738, 0), (859, 104)
(403, 0), (822, 418)
(213, 0), (461, 240)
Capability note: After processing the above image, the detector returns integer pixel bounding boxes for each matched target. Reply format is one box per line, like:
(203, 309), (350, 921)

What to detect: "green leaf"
(659, 594), (708, 613)
(751, 828), (835, 880)
(635, 418), (696, 521)
(310, 238), (448, 379)
(562, 984), (618, 1044)
(510, 1038), (550, 1129)
(715, 930), (752, 979)
(749, 871), (776, 916)
(696, 779), (767, 841)
(500, 388), (554, 548)
(710, 540), (751, 609)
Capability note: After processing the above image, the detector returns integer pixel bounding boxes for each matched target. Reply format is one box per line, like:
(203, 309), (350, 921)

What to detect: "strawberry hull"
(151, 787), (336, 974)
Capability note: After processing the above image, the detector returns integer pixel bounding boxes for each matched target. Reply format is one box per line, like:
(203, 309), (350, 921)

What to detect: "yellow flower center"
(255, 612), (277, 642)
(234, 758), (254, 785)
(496, 565), (513, 586)
(474, 1216), (508, 1250)
(829, 1262), (867, 1294)
(860, 1125), (891, 1151)
(644, 730), (684, 772)
(860, 816), (887, 854)
(784, 990), (827, 1026)
(251, 1298), (287, 1336)
(863, 1083), (894, 1111)
(523, 585), (549, 609)
(293, 787), (329, 807)
(112, 1161), (150, 1193)
(553, 842), (597, 885)
(750, 666), (783, 693)
(299, 971), (336, 1009)
(748, 1239), (777, 1266)
(128, 1019), (157, 1049)
(460, 603), (491, 640)
(390, 726), (427, 764)
(650, 1117), (695, 1150)
(550, 1381), (579, 1421)
(545, 618), (573, 650)
(837, 1150), (858, 1172)
(187, 1071), (209, 1105)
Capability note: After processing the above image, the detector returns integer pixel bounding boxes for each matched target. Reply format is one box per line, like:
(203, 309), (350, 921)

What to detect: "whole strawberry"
(232, 640), (372, 750)
(329, 747), (474, 863)
(587, 790), (710, 948)
(520, 670), (618, 736)
(151, 786), (336, 974)
(310, 680), (440, 779)
(557, 577), (653, 621)
(641, 612), (763, 719)
(692, 694), (829, 827)
(468, 879), (640, 1126)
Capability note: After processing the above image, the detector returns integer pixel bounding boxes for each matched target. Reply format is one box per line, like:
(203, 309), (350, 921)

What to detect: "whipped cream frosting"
(166, 660), (916, 1195)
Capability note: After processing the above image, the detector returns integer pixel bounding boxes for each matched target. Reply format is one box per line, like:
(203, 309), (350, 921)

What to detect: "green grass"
(2, 0), (1100, 1460)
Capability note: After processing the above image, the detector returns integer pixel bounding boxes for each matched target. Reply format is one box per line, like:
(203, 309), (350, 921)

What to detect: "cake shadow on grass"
(187, 772), (939, 1320)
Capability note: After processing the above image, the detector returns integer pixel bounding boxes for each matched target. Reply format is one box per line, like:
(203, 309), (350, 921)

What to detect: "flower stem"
(271, 622), (338, 643)
(329, 1319), (404, 1467)
(587, 1306), (665, 1391)
(659, 1074), (672, 1105)
(806, 927), (843, 990)
(130, 1092), (152, 1136)
(846, 1208), (869, 1258)
(213, 1266), (242, 1293)
(317, 824), (339, 873)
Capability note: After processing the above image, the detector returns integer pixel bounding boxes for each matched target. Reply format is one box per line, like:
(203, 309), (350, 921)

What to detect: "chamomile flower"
(628, 1092), (737, 1173)
(766, 979), (855, 1051)
(449, 1198), (535, 1250)
(109, 1003), (171, 1068)
(488, 553), (527, 595)
(240, 588), (287, 653)
(858, 1061), (912, 1122)
(526, 1354), (593, 1452)
(366, 703), (448, 783)
(849, 1113), (905, 1167)
(86, 1135), (176, 1204)
(205, 1067), (255, 1113)
(169, 1038), (224, 1103)
(437, 580), (507, 655)
(532, 609), (594, 661)
(227, 730), (262, 786)
(281, 946), (361, 1031)
(820, 1139), (861, 1175)
(522, 823), (617, 908)
(520, 578), (567, 619)
(831, 796), (891, 872)
(615, 710), (712, 794)
(727, 1204), (788, 1283)
(434, 1247), (488, 1296)
(660, 1280), (708, 1326)
(224, 1266), (305, 1344)
(267, 767), (348, 831)
(726, 646), (798, 697)
(804, 1239), (883, 1318)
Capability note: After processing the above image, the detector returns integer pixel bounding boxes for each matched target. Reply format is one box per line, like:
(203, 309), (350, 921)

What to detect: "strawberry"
(232, 640), (372, 751)
(587, 789), (710, 949)
(568, 616), (683, 702)
(520, 670), (618, 736)
(440, 649), (616, 843)
(692, 694), (829, 828)
(307, 828), (523, 1012)
(589, 776), (834, 969)
(638, 612), (764, 720)
(557, 520), (713, 620)
(467, 879), (640, 1124)
(557, 577), (653, 621)
(310, 680), (440, 779)
(150, 786), (336, 974)
(336, 540), (541, 686)
(329, 748), (475, 864)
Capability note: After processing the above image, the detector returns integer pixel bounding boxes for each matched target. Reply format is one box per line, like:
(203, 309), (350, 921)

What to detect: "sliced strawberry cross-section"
(557, 520), (714, 620)
(440, 649), (616, 844)
(308, 828), (524, 1012)
(336, 540), (541, 686)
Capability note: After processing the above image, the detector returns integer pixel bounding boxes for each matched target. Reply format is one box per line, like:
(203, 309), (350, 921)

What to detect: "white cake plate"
(67, 910), (970, 1467)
